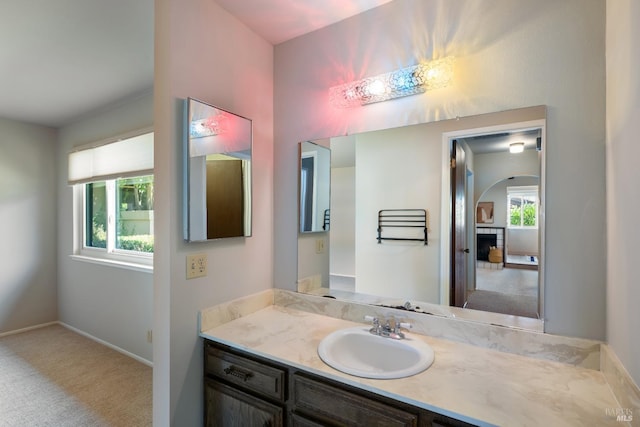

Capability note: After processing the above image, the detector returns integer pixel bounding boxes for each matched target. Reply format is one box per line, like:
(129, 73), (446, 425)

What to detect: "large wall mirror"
(184, 98), (252, 241)
(297, 106), (546, 331)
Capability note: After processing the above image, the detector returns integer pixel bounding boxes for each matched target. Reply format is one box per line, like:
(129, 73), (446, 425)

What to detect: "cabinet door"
(205, 379), (283, 427)
(290, 413), (325, 427)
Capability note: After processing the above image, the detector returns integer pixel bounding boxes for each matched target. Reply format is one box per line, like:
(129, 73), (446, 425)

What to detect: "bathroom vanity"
(200, 292), (625, 426)
(204, 340), (474, 426)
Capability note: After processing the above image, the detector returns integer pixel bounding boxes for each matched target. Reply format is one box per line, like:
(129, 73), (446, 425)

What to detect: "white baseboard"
(0, 321), (59, 338)
(59, 322), (153, 368)
(601, 344), (640, 416)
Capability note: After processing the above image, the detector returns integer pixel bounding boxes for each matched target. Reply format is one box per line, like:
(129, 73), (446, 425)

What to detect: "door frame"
(439, 119), (546, 322)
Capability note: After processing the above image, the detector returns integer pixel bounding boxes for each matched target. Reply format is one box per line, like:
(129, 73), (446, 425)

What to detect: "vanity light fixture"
(509, 142), (525, 153)
(329, 57), (454, 108)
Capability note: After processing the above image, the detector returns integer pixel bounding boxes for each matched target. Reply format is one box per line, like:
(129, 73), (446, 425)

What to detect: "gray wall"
(274, 0), (606, 340)
(606, 0), (640, 387)
(56, 92), (154, 363)
(0, 118), (58, 333)
(154, 0), (274, 424)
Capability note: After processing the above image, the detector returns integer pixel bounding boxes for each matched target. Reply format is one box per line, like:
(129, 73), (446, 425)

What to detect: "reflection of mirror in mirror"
(296, 106), (545, 331)
(184, 98), (252, 241)
(299, 141), (331, 233)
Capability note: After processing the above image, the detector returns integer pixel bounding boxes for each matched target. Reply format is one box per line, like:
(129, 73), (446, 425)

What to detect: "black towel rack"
(322, 209), (330, 231)
(377, 209), (428, 245)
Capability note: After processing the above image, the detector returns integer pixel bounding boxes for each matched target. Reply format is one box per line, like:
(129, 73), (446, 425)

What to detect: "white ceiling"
(0, 0), (392, 128)
(215, 0), (393, 45)
(0, 0), (154, 128)
(461, 129), (541, 154)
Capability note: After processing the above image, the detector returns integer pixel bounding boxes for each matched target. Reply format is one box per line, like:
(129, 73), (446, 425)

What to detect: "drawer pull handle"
(224, 366), (253, 382)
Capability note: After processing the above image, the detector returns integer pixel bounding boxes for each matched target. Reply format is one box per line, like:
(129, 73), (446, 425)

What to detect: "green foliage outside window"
(87, 182), (107, 248)
(117, 235), (154, 252)
(509, 196), (537, 227)
(522, 202), (536, 226)
(509, 204), (536, 227)
(116, 176), (154, 253)
(85, 177), (154, 254)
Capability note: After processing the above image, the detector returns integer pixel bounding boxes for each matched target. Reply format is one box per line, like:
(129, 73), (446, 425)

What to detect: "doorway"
(445, 123), (545, 321)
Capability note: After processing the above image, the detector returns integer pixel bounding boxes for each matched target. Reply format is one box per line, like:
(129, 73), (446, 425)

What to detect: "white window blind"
(68, 131), (154, 185)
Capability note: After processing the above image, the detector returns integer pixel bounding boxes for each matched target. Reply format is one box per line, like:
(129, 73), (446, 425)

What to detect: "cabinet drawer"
(292, 374), (418, 427)
(205, 343), (286, 402)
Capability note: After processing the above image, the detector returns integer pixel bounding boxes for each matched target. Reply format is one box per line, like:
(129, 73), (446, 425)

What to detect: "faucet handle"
(365, 316), (382, 335)
(393, 319), (412, 333)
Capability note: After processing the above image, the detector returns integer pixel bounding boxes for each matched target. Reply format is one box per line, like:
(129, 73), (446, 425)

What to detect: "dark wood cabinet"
(205, 379), (283, 427)
(204, 340), (477, 427)
(204, 342), (286, 427)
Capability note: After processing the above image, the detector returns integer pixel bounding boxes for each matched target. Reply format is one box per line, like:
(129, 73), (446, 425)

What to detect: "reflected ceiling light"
(509, 142), (525, 153)
(189, 114), (227, 138)
(330, 57), (454, 108)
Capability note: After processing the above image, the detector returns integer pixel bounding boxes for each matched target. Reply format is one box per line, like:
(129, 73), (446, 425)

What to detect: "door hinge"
(450, 158), (456, 168)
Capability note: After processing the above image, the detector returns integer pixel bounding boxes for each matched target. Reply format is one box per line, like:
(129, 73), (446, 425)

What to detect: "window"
(508, 186), (538, 228)
(85, 176), (154, 253)
(69, 130), (154, 269)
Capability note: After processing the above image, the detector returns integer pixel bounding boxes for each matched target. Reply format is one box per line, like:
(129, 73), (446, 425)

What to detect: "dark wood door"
(204, 378), (283, 427)
(451, 140), (468, 307)
(206, 159), (245, 239)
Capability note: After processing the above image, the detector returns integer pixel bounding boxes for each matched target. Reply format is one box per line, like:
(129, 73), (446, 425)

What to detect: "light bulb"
(509, 142), (525, 153)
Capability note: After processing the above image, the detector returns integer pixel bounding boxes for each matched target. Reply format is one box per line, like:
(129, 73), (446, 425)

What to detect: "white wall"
(56, 92), (154, 362)
(478, 182), (508, 226)
(0, 118), (58, 333)
(605, 0), (640, 387)
(355, 124), (440, 302)
(330, 166), (355, 277)
(275, 0), (606, 340)
(154, 0), (274, 424)
(478, 176), (539, 256)
(474, 150), (539, 207)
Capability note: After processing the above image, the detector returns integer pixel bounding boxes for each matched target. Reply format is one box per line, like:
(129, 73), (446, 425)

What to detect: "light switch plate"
(186, 253), (207, 279)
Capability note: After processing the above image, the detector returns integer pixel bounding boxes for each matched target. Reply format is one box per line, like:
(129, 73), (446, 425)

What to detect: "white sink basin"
(317, 327), (434, 379)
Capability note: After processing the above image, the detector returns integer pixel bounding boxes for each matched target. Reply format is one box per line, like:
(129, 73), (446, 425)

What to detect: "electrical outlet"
(146, 330), (153, 343)
(186, 253), (207, 279)
(315, 238), (325, 254)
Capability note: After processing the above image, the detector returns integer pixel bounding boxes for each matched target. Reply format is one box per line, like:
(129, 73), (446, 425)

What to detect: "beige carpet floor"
(475, 267), (538, 297)
(467, 267), (539, 318)
(465, 289), (539, 318)
(0, 324), (151, 427)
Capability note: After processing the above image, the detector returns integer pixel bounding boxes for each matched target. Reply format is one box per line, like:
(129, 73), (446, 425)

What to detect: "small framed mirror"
(184, 98), (252, 241)
(299, 141), (331, 233)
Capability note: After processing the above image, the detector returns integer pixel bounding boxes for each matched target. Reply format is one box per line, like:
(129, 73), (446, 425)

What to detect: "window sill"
(70, 254), (153, 274)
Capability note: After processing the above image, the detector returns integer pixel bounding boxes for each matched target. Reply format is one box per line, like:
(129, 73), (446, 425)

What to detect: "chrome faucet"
(364, 316), (412, 340)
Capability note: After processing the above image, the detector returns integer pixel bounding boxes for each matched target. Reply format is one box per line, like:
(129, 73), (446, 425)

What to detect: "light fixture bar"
(330, 57), (454, 108)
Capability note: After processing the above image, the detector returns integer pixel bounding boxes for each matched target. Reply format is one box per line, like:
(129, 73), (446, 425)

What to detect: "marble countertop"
(200, 304), (621, 426)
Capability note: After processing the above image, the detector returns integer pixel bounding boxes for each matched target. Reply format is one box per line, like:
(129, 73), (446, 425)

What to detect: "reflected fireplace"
(477, 234), (497, 261)
(476, 227), (505, 269)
